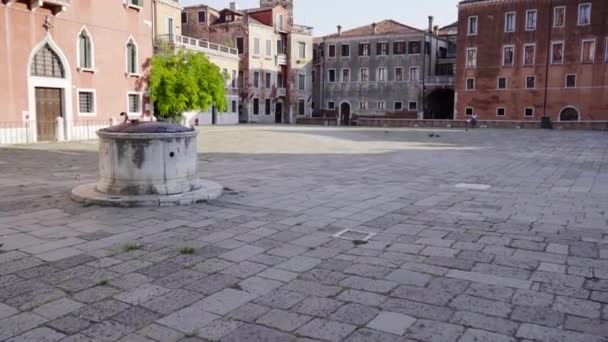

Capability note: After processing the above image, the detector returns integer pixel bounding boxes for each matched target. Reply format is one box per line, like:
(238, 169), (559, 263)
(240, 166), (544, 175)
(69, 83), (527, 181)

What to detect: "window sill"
(127, 112), (143, 117)
(126, 73), (141, 78)
(126, 3), (142, 11)
(78, 68), (96, 73)
(77, 112), (97, 117)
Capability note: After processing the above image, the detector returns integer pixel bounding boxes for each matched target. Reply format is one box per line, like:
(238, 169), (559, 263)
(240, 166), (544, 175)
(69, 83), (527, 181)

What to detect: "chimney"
(428, 16), (434, 33)
(371, 22), (377, 34)
(337, 25), (342, 36)
(230, 1), (238, 10)
(433, 25), (439, 36)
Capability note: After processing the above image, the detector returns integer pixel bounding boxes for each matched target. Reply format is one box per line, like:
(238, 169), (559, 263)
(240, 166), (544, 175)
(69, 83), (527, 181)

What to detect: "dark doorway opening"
(275, 102), (283, 124)
(559, 107), (580, 121)
(425, 88), (455, 120)
(340, 102), (351, 126)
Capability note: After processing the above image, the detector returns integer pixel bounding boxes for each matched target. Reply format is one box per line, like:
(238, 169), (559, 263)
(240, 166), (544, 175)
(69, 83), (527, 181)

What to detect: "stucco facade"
(0, 0), (153, 143)
(455, 0), (608, 123)
(154, 0), (182, 37)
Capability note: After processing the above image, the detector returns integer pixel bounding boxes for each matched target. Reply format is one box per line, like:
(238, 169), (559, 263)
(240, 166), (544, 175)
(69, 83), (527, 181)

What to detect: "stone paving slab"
(1, 127), (608, 341)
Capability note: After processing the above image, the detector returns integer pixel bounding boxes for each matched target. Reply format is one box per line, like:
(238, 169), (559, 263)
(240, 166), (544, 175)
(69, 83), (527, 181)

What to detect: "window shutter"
(79, 35), (87, 68)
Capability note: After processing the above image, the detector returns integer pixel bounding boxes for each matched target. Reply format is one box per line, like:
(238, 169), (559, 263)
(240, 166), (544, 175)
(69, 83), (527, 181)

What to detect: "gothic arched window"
(31, 44), (65, 78)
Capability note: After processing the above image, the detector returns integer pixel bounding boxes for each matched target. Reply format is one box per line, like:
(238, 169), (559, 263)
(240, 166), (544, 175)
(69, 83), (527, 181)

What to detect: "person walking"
(471, 112), (478, 129)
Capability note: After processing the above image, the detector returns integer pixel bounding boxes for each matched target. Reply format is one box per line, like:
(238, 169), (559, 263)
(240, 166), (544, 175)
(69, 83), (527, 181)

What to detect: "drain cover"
(333, 229), (376, 241)
(455, 183), (491, 190)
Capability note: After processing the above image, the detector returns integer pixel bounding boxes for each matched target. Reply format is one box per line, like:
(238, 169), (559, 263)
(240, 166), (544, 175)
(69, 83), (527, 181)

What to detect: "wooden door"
(35, 87), (62, 141)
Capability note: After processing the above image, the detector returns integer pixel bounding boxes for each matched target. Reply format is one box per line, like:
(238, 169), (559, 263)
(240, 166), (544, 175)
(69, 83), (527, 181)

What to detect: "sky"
(181, 0), (460, 36)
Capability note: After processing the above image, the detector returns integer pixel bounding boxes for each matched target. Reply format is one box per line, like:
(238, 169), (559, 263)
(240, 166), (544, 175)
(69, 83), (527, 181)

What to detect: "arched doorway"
(28, 36), (72, 142)
(559, 107), (580, 121)
(425, 88), (455, 120)
(340, 102), (351, 126)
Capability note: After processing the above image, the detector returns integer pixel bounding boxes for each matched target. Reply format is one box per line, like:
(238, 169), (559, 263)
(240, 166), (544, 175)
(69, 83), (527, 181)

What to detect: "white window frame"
(551, 41), (565, 65)
(395, 67), (404, 81)
(565, 74), (577, 88)
(377, 41), (389, 56)
(578, 3), (591, 26)
(503, 44), (515, 66)
(125, 0), (143, 11)
(266, 39), (272, 57)
(526, 75), (536, 89)
(553, 6), (566, 28)
(77, 26), (95, 72)
(341, 68), (351, 83)
(77, 89), (96, 117)
(328, 69), (337, 83)
(125, 36), (139, 76)
(497, 76), (507, 90)
(525, 9), (537, 31)
(127, 91), (143, 117)
(253, 71), (260, 88)
(581, 38), (596, 64)
(524, 107), (535, 117)
(360, 68), (369, 82)
(504, 12), (516, 33)
(523, 43), (536, 66)
(377, 67), (387, 82)
(377, 101), (385, 110)
(409, 67), (419, 82)
(466, 77), (475, 90)
(496, 107), (506, 117)
(408, 101), (417, 111)
(466, 48), (477, 68)
(253, 38), (260, 56)
(467, 16), (478, 36)
(465, 107), (474, 116)
(393, 101), (403, 111)
(166, 16), (174, 36)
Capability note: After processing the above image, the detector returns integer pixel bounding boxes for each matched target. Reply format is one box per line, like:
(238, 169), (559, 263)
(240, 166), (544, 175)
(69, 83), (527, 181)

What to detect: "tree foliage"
(149, 50), (227, 122)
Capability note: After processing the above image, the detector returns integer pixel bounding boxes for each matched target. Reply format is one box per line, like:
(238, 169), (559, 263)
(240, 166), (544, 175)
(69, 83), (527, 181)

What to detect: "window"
(360, 68), (369, 82)
(342, 69), (350, 82)
(578, 3), (591, 26)
(232, 70), (237, 88)
(408, 101), (417, 111)
(231, 100), (237, 113)
(277, 14), (284, 30)
(198, 11), (206, 23)
(78, 90), (95, 115)
(498, 77), (507, 90)
(223, 68), (228, 83)
(126, 38), (138, 74)
(277, 72), (283, 88)
(298, 99), (306, 115)
(359, 101), (368, 110)
(127, 93), (141, 115)
(265, 72), (271, 88)
(497, 108), (506, 116)
(299, 42), (306, 59)
(299, 74), (305, 90)
(524, 44), (535, 66)
(466, 77), (475, 90)
(551, 42), (564, 64)
(581, 39), (595, 63)
(468, 16), (478, 35)
(407, 41), (421, 54)
(554, 6), (566, 28)
(238, 71), (244, 88)
(377, 42), (389, 56)
(253, 38), (260, 55)
(565, 74), (576, 88)
(505, 12), (516, 32)
(359, 43), (370, 57)
(236, 37), (244, 54)
(341, 44), (350, 57)
(465, 107), (474, 116)
(265, 99), (271, 115)
(328, 45), (336, 58)
(167, 17), (174, 36)
(525, 108), (534, 117)
(526, 10), (537, 31)
(253, 71), (260, 88)
(225, 14), (234, 22)
(409, 67), (419, 82)
(526, 76), (536, 89)
(394, 41), (406, 55)
(266, 40), (272, 56)
(378, 68), (387, 82)
(503, 45), (514, 66)
(378, 101), (385, 110)
(395, 67), (404, 81)
(328, 102), (335, 110)
(328, 69), (336, 82)
(466, 48), (477, 68)
(181, 12), (188, 24)
(127, 0), (143, 8)
(394, 102), (403, 110)
(253, 98), (260, 115)
(78, 29), (93, 69)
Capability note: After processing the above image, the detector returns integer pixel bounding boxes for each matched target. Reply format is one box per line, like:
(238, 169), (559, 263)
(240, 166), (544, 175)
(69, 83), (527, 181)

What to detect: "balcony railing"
(4, 0), (70, 14)
(276, 88), (286, 97)
(157, 34), (239, 57)
(291, 24), (313, 36)
(276, 54), (287, 66)
(425, 76), (455, 86)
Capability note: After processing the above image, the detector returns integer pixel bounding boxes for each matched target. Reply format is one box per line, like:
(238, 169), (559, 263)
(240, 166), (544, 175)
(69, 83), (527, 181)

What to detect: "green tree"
(149, 50), (227, 122)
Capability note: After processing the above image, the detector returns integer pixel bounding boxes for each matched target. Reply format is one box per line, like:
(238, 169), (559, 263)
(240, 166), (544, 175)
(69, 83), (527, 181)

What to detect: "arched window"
(31, 43), (65, 78)
(559, 107), (580, 121)
(78, 29), (93, 69)
(126, 39), (138, 74)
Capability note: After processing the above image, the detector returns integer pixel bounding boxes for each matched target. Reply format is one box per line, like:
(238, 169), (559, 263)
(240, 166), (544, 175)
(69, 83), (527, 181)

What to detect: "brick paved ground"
(1, 126), (608, 342)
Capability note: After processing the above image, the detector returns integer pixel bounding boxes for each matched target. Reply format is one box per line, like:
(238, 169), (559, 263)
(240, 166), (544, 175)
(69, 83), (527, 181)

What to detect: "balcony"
(291, 24), (313, 36)
(276, 54), (287, 66)
(425, 76), (455, 87)
(276, 88), (286, 97)
(156, 34), (239, 58)
(3, 0), (70, 14)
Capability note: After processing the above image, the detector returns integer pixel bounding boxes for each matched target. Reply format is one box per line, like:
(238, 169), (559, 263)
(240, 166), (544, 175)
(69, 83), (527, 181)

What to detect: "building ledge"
(4, 0), (70, 15)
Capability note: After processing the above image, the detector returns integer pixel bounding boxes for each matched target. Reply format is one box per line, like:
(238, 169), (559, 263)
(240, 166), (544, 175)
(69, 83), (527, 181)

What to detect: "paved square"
(1, 126), (607, 341)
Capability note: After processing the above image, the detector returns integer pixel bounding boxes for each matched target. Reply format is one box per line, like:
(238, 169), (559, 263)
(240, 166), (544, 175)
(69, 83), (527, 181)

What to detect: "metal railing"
(291, 25), (314, 36)
(0, 119), (111, 146)
(425, 75), (455, 86)
(157, 34), (239, 56)
(276, 54), (287, 66)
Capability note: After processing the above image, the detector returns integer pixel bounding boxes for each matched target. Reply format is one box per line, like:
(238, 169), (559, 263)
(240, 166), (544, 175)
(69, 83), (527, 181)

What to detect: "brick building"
(181, 0), (313, 124)
(0, 0), (153, 144)
(312, 19), (456, 125)
(456, 0), (608, 125)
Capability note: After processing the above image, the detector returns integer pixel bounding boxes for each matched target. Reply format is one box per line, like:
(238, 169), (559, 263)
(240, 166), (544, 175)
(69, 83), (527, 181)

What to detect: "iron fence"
(0, 119), (111, 146)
